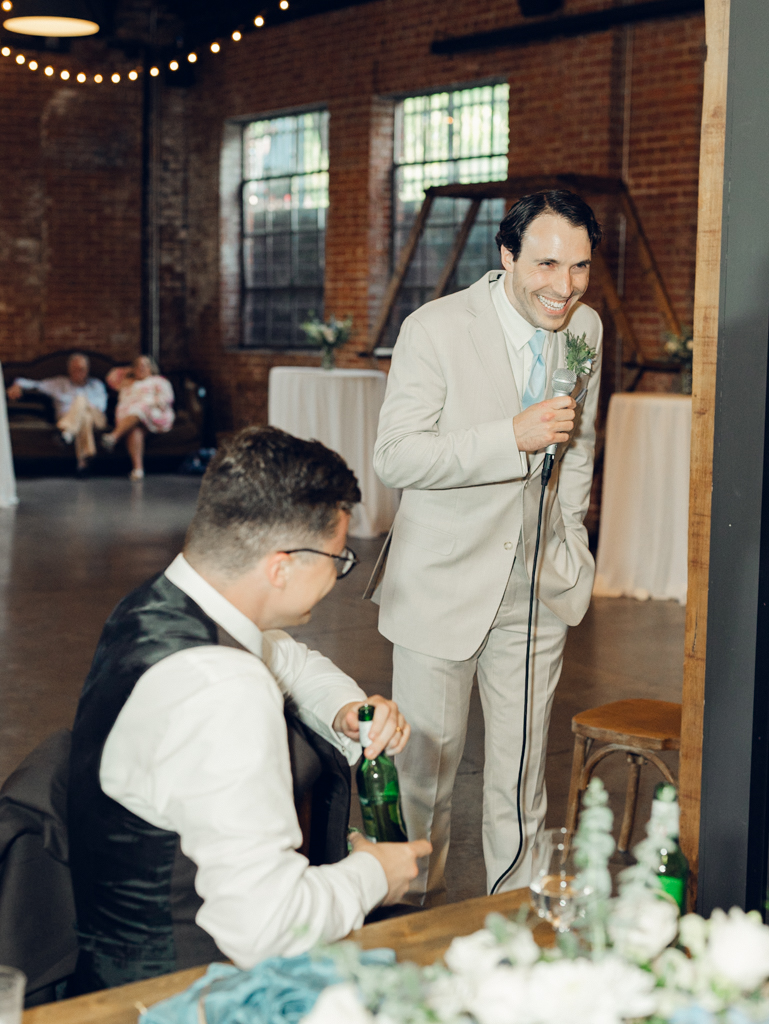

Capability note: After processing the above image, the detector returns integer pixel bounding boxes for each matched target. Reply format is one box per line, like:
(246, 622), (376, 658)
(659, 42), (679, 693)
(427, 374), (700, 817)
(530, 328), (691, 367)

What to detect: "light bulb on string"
(111, 72), (119, 82)
(149, 65), (159, 76)
(60, 69), (69, 78)
(279, 1), (288, 8)
(169, 59), (178, 70)
(187, 52), (196, 62)
(254, 15), (264, 25)
(1, 1), (12, 10)
(210, 41), (220, 52)
(44, 64), (53, 75)
(28, 59), (37, 69)
(14, 52), (24, 63)
(231, 30), (241, 40)
(93, 73), (102, 82)
(128, 69), (138, 79)
(76, 71), (86, 82)
(1, 46), (10, 55)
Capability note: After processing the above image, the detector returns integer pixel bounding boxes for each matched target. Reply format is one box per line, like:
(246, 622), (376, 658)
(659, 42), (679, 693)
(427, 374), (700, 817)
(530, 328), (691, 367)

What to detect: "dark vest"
(67, 572), (351, 995)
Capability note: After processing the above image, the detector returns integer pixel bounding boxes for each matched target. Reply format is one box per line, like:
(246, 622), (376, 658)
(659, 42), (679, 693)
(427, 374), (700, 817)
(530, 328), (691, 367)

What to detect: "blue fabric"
(521, 329), (547, 409)
(142, 949), (396, 1024)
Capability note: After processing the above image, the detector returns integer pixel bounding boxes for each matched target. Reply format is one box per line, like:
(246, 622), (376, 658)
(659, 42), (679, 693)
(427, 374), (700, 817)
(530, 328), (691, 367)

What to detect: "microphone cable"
(490, 451), (555, 895)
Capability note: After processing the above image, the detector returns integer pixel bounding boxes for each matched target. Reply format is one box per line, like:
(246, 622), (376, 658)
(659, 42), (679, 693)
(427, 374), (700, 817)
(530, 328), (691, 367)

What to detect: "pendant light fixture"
(2, 0), (100, 37)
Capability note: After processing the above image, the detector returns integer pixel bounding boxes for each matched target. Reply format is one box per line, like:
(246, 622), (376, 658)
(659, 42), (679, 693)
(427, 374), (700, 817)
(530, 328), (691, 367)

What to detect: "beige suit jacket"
(373, 271), (603, 662)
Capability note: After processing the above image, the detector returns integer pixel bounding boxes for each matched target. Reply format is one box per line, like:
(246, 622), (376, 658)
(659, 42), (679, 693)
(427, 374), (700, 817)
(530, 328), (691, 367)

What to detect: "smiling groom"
(373, 190), (604, 906)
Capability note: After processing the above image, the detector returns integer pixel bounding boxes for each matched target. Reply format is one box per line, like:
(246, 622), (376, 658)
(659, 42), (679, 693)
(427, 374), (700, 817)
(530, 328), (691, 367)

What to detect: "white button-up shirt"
(99, 554), (387, 969)
(490, 273), (553, 476)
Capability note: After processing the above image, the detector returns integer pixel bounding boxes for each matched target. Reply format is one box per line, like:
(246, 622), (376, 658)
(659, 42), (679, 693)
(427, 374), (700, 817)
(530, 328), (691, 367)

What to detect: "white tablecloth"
(0, 366), (17, 508)
(267, 367), (397, 539)
(593, 393), (691, 604)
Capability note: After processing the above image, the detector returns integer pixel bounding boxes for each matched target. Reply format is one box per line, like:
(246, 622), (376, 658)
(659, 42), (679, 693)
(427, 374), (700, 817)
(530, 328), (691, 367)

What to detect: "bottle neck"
(359, 718), (373, 752)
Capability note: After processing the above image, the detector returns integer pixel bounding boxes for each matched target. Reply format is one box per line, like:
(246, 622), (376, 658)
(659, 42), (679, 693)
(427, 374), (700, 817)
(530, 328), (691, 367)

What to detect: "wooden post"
(369, 193), (434, 352)
(619, 188), (682, 337)
(430, 199), (482, 301)
(679, 0), (729, 897)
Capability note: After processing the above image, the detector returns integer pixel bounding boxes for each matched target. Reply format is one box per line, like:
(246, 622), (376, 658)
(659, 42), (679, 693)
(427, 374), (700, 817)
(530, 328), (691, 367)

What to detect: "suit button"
(504, 541), (513, 550)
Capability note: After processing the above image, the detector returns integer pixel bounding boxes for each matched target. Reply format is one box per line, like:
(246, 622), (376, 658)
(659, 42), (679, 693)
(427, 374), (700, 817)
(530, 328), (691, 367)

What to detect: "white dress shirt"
(490, 273), (553, 476)
(14, 375), (108, 418)
(99, 554), (388, 969)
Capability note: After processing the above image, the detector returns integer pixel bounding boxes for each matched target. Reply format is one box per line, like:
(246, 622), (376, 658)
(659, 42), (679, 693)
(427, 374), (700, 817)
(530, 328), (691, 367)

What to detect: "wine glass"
(529, 827), (584, 933)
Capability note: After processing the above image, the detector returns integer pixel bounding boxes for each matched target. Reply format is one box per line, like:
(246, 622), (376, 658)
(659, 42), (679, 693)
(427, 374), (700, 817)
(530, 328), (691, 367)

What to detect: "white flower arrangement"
(663, 325), (694, 367)
(301, 313), (354, 369)
(302, 778), (769, 1024)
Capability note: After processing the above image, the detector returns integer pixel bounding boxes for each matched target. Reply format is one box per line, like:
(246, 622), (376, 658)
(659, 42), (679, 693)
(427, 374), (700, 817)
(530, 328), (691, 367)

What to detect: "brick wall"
(0, 53), (142, 363)
(183, 0), (705, 429)
(0, 0), (705, 429)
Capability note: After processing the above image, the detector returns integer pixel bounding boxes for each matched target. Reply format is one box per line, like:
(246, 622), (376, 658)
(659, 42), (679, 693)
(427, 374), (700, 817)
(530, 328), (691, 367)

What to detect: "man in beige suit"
(373, 190), (603, 905)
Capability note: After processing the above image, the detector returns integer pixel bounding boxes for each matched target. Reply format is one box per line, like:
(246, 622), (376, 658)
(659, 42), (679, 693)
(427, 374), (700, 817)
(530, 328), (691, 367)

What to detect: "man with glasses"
(67, 426), (429, 994)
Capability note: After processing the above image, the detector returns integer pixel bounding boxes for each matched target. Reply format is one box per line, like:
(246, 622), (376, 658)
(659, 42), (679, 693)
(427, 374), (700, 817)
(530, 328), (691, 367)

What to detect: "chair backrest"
(0, 730), (77, 1002)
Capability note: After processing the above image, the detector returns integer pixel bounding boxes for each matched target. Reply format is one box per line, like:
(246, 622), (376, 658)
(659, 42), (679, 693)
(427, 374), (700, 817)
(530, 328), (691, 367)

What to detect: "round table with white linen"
(267, 366), (397, 539)
(593, 392), (691, 605)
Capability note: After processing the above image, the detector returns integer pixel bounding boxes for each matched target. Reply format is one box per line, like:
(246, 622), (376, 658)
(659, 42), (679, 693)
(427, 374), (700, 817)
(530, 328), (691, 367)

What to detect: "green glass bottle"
(356, 704), (408, 843)
(652, 782), (689, 913)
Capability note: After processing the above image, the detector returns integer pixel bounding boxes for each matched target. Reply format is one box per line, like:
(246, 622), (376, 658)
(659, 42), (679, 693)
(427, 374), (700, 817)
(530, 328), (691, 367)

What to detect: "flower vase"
(321, 346), (335, 370)
(680, 368), (692, 395)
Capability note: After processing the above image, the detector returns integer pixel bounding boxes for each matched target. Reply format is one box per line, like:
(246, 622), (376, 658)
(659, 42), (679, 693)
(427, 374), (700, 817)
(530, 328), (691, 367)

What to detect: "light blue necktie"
(522, 329), (547, 409)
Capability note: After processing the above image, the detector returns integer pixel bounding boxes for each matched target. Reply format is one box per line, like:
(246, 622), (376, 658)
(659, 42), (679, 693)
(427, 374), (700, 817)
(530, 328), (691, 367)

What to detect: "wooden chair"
(564, 699), (681, 854)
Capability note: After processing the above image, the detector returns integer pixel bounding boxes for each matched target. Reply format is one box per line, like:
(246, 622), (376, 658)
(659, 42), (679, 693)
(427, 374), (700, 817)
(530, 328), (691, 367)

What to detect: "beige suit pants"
(58, 394), (106, 464)
(392, 541), (569, 905)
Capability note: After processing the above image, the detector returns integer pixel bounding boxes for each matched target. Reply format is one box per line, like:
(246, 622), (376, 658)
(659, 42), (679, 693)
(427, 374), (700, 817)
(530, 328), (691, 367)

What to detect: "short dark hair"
(185, 426), (361, 577)
(495, 190), (602, 260)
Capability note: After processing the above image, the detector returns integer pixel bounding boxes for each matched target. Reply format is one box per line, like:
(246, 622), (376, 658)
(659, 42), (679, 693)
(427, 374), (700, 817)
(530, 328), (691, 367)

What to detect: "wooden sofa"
(2, 350), (207, 468)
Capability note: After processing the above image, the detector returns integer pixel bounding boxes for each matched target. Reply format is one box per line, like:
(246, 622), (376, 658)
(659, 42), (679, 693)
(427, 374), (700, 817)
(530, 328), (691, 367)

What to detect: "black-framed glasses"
(281, 545), (359, 579)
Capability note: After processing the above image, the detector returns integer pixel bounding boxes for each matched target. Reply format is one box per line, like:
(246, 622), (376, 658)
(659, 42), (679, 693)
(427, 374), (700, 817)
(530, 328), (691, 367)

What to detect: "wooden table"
(23, 889), (553, 1024)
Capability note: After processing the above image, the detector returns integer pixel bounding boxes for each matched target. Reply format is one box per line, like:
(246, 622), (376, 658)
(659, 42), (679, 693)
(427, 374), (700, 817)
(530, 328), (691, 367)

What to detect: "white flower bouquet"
(301, 313), (354, 369)
(302, 779), (769, 1024)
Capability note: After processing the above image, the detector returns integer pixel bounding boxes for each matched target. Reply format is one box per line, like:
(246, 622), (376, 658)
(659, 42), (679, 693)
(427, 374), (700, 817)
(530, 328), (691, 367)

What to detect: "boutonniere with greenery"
(564, 330), (597, 377)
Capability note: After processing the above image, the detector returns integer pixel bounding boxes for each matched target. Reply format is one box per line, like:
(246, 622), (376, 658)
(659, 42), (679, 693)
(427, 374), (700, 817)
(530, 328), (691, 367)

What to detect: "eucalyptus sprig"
(564, 330), (597, 377)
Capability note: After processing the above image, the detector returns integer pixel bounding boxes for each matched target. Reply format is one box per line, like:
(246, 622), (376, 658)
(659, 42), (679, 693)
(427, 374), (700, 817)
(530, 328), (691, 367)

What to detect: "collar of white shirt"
(164, 553), (264, 659)
(490, 272), (547, 352)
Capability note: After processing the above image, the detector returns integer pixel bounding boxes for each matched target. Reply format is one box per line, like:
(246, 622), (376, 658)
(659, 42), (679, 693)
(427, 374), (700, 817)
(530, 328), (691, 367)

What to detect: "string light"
(1, 1), (12, 10)
(279, 1), (288, 8)
(1, 19), (266, 88)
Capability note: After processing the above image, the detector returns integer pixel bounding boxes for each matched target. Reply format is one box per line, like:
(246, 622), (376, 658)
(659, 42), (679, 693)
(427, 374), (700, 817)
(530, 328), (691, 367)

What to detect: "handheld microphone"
(542, 367), (577, 485)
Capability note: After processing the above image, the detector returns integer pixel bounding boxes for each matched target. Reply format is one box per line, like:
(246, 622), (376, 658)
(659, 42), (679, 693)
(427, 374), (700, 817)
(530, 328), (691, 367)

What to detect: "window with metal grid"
(241, 110), (329, 349)
(387, 83), (509, 347)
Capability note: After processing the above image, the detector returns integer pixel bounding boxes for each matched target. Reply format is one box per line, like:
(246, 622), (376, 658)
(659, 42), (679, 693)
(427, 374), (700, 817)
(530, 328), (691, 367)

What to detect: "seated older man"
(6, 352), (107, 473)
(67, 426), (429, 994)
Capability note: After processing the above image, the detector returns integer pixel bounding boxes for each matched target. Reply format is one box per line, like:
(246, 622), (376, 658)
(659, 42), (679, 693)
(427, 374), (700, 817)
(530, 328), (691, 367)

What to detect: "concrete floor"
(0, 475), (685, 904)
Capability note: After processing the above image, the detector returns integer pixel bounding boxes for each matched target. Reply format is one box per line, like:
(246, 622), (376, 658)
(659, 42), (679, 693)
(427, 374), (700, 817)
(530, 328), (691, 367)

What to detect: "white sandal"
(129, 468), (144, 481)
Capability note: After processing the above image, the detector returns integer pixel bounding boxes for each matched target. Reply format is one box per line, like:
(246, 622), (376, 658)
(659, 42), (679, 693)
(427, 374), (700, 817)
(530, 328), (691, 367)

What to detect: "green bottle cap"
(358, 704), (375, 722)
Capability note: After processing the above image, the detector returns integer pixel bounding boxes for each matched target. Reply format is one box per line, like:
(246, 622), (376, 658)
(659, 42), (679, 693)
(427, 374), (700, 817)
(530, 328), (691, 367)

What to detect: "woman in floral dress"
(102, 355), (175, 480)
